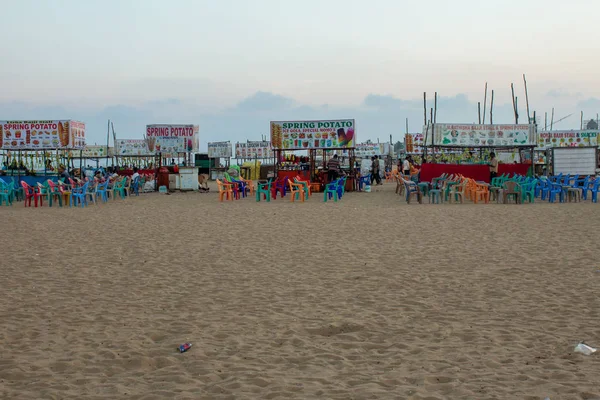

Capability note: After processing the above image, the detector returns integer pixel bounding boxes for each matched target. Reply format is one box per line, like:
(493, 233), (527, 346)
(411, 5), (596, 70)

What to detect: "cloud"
(546, 89), (570, 98)
(3, 90), (588, 150)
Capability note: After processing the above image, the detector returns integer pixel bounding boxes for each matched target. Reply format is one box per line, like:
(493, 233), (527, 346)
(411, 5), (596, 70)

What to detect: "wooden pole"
(545, 112), (547, 130)
(581, 111), (584, 130)
(434, 92), (438, 123)
(550, 108), (555, 131)
(423, 92), (427, 126)
(515, 97), (519, 124)
(490, 90), (494, 124)
(523, 74), (531, 122)
(511, 83), (517, 123)
(482, 82), (488, 124)
(106, 119), (110, 168)
(478, 102), (481, 124)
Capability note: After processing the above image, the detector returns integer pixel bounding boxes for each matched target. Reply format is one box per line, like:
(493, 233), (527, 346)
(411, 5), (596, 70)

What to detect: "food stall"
(208, 141), (232, 181)
(234, 141), (274, 180)
(146, 124), (200, 191)
(536, 130), (599, 175)
(0, 119), (86, 185)
(270, 119), (356, 191)
(418, 123), (536, 183)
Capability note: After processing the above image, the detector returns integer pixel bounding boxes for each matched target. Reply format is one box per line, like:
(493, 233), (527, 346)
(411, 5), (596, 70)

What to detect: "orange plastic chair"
(385, 171), (394, 182)
(474, 182), (490, 204)
(288, 180), (305, 202)
(241, 177), (255, 195)
(216, 179), (234, 202)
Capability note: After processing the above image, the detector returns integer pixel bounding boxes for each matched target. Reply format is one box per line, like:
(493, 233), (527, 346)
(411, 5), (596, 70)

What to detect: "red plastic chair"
(21, 181), (43, 207)
(272, 177), (287, 199)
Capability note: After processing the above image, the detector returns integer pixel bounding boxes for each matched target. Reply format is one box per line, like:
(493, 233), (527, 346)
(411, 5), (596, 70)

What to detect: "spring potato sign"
(270, 119), (355, 149)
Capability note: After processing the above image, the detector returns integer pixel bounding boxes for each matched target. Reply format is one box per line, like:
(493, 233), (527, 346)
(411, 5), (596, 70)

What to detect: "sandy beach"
(1, 183), (600, 399)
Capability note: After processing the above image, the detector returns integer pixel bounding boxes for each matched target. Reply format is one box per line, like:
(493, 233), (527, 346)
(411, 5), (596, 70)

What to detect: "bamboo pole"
(581, 111), (583, 130)
(550, 108), (555, 131)
(433, 92), (438, 123)
(490, 90), (494, 124)
(423, 92), (427, 126)
(545, 112), (547, 130)
(482, 82), (488, 124)
(478, 102), (481, 124)
(523, 74), (531, 122)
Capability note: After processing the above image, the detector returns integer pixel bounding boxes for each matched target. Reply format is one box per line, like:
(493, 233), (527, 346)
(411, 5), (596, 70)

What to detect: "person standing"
(371, 156), (382, 185)
(327, 154), (340, 182)
(402, 157), (410, 176)
(489, 152), (498, 182)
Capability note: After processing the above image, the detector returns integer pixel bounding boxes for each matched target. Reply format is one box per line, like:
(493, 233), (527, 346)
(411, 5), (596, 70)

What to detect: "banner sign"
(116, 139), (150, 156)
(432, 124), (536, 146)
(235, 141), (273, 159)
(270, 119), (355, 149)
(208, 141), (232, 158)
(82, 145), (113, 157)
(1, 120), (86, 150)
(355, 143), (390, 157)
(537, 130), (598, 149)
(145, 124), (199, 156)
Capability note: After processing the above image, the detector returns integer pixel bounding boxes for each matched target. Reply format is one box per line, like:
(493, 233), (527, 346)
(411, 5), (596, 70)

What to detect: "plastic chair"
(503, 181), (522, 204)
(336, 177), (347, 199)
(403, 179), (423, 204)
(447, 180), (467, 204)
(46, 180), (64, 207)
(324, 179), (339, 202)
(473, 182), (490, 204)
(216, 179), (234, 202)
(358, 174), (371, 192)
(272, 177), (287, 199)
(256, 179), (272, 202)
(0, 180), (12, 206)
(293, 177), (311, 200)
(86, 181), (98, 205)
(21, 181), (43, 207)
(70, 181), (90, 207)
(520, 179), (537, 204)
(115, 178), (127, 199)
(589, 180), (600, 203)
(95, 180), (110, 203)
(287, 180), (305, 202)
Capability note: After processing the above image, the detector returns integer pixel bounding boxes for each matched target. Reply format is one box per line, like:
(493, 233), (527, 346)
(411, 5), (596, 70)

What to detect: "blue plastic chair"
(590, 180), (600, 203)
(336, 177), (347, 199)
(70, 182), (90, 207)
(357, 174), (371, 191)
(324, 179), (339, 202)
(548, 182), (564, 203)
(96, 180), (109, 203)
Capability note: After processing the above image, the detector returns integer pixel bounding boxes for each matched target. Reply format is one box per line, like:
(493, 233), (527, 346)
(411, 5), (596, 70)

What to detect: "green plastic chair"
(115, 178), (127, 199)
(520, 179), (538, 203)
(0, 180), (13, 206)
(256, 179), (272, 202)
(46, 180), (63, 207)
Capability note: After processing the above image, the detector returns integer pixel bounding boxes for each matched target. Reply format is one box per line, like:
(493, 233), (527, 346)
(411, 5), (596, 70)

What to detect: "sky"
(2, 0), (599, 150)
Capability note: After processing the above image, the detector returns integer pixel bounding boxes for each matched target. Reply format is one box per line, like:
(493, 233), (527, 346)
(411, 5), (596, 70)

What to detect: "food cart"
(270, 119), (356, 191)
(418, 123), (537, 183)
(535, 130), (599, 175)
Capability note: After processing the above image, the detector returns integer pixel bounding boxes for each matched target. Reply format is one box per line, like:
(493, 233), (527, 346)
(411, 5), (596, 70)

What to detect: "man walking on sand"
(371, 156), (382, 185)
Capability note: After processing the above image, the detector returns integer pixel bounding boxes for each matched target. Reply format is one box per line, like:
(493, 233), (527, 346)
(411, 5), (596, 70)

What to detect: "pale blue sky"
(2, 0), (599, 147)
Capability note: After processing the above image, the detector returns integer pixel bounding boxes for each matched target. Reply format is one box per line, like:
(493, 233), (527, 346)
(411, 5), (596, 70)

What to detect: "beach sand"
(1, 183), (600, 399)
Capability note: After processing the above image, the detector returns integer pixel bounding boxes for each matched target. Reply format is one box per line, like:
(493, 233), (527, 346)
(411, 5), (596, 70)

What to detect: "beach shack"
(418, 123), (537, 183)
(270, 119), (356, 191)
(207, 141), (232, 181)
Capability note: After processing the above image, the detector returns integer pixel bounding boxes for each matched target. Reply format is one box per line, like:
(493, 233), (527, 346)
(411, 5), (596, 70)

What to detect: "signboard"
(207, 141), (232, 158)
(537, 130), (598, 149)
(145, 124), (199, 156)
(432, 124), (536, 147)
(355, 143), (390, 157)
(116, 139), (150, 156)
(553, 147), (597, 175)
(82, 145), (113, 157)
(235, 141), (273, 159)
(0, 120), (86, 150)
(270, 119), (355, 149)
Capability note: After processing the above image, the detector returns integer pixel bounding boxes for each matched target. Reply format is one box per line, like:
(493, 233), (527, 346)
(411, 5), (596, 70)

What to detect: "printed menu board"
(1, 120), (86, 150)
(270, 119), (355, 149)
